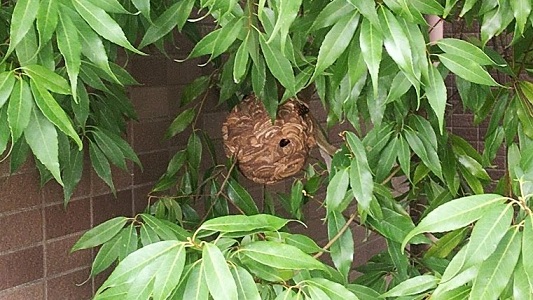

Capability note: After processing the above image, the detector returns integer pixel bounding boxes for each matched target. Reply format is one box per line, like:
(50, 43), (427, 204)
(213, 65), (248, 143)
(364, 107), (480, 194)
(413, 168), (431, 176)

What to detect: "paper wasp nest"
(222, 95), (316, 184)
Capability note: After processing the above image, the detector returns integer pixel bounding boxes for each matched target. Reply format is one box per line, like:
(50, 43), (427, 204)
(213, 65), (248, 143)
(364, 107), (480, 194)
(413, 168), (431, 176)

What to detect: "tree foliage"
(2, 0), (533, 298)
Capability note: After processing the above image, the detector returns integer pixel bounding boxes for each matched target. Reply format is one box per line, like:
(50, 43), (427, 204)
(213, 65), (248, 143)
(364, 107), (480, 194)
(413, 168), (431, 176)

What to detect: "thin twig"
(313, 211), (357, 259)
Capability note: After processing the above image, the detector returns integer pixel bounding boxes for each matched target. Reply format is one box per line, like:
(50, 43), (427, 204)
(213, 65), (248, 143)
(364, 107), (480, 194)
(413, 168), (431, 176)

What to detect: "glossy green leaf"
(397, 135), (411, 179)
(91, 0), (131, 14)
(119, 224), (138, 260)
(199, 214), (288, 233)
(480, 1), (514, 45)
(411, 0), (444, 14)
(471, 227), (521, 300)
(457, 154), (491, 181)
(511, 0), (532, 36)
(4, 0), (39, 60)
(259, 33), (295, 95)
(72, 216), (128, 251)
(62, 146), (83, 204)
(56, 12), (81, 101)
(347, 284), (380, 300)
(436, 38), (497, 66)
(89, 140), (115, 194)
(514, 259), (533, 300)
(424, 228), (468, 259)
(231, 265), (261, 300)
(359, 18), (382, 97)
(345, 132), (373, 210)
(227, 179), (260, 215)
(152, 243), (187, 300)
(308, 278), (359, 300)
(0, 72), (16, 109)
(348, 0), (379, 28)
(131, 0), (150, 20)
(404, 129), (442, 178)
(285, 234), (322, 254)
(233, 37), (249, 83)
(0, 107), (10, 155)
(328, 211), (354, 278)
(97, 241), (184, 293)
(16, 27), (38, 66)
(36, 0), (58, 46)
(312, 12), (359, 81)
(8, 81), (34, 143)
(97, 128), (141, 168)
(239, 241), (325, 271)
(367, 207), (424, 244)
(424, 63), (447, 132)
(165, 108), (195, 139)
(186, 132), (202, 171)
(91, 233), (122, 276)
(183, 263), (209, 300)
(460, 0), (478, 16)
(24, 107), (62, 185)
(402, 194), (504, 249)
(437, 53), (500, 86)
(203, 243), (238, 300)
(30, 81), (82, 149)
(461, 203), (513, 270)
(326, 167), (350, 212)
(139, 0), (194, 48)
(433, 265), (478, 298)
(311, 0), (355, 30)
(380, 275), (438, 297)
(22, 64), (71, 94)
(71, 0), (144, 55)
(523, 214), (533, 286)
(180, 76), (210, 107)
(267, 0), (302, 48)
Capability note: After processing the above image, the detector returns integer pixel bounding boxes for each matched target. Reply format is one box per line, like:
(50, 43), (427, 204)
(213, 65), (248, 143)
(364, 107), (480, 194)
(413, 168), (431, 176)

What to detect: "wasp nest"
(222, 95), (316, 184)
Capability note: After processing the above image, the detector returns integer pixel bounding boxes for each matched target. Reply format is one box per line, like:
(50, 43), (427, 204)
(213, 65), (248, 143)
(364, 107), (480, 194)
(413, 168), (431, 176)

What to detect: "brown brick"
(91, 164), (133, 197)
(133, 184), (153, 214)
(0, 246), (43, 290)
(132, 119), (171, 154)
(0, 209), (42, 253)
(46, 233), (92, 277)
(0, 172), (41, 213)
(0, 280), (44, 300)
(92, 190), (133, 225)
(130, 86), (170, 120)
(47, 268), (93, 300)
(133, 151), (170, 185)
(166, 58), (203, 86)
(45, 200), (91, 239)
(130, 56), (168, 87)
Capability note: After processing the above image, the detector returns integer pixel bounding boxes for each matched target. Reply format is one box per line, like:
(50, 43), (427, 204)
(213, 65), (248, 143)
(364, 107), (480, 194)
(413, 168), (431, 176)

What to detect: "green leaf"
(267, 0), (302, 48)
(203, 243), (238, 300)
(186, 132), (202, 172)
(139, 0), (194, 48)
(233, 37), (249, 83)
(514, 259), (533, 300)
(183, 263), (209, 300)
(311, 12), (360, 81)
(91, 233), (122, 276)
(119, 224), (138, 260)
(199, 214), (289, 233)
(311, 0), (355, 30)
(71, 0), (144, 55)
(165, 108), (195, 139)
(437, 53), (500, 86)
(72, 216), (128, 251)
(307, 278), (359, 300)
(62, 147), (83, 204)
(22, 64), (71, 94)
(259, 33), (295, 96)
(140, 223), (160, 246)
(227, 179), (260, 215)
(359, 18), (382, 97)
(436, 38), (498, 66)
(131, 0), (150, 20)
(480, 1), (514, 45)
(397, 136), (411, 179)
(89, 140), (115, 194)
(380, 275), (438, 297)
(401, 194), (504, 249)
(347, 284), (380, 300)
(153, 243), (187, 300)
(457, 154), (491, 181)
(24, 107), (63, 185)
(36, 0), (58, 47)
(56, 12), (81, 101)
(307, 285), (331, 300)
(433, 265), (478, 298)
(7, 78), (33, 143)
(0, 107), (10, 155)
(348, 0), (379, 29)
(3, 0), (39, 60)
(239, 241), (325, 271)
(511, 0), (532, 36)
(230, 265), (261, 300)
(345, 132), (373, 210)
(471, 227), (521, 300)
(328, 211), (354, 279)
(411, 0), (444, 14)
(404, 129), (442, 178)
(424, 228), (468, 259)
(30, 80), (82, 149)
(378, 6), (416, 85)
(424, 63), (447, 132)
(98, 128), (141, 168)
(0, 72), (16, 109)
(97, 241), (184, 293)
(285, 234), (322, 254)
(523, 214), (533, 286)
(326, 167), (350, 212)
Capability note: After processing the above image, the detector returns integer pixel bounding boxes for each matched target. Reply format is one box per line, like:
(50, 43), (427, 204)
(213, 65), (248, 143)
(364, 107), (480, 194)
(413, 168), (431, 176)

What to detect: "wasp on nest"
(222, 94), (334, 184)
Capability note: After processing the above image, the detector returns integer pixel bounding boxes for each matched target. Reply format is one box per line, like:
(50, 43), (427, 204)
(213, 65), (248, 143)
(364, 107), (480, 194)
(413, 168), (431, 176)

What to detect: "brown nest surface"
(222, 95), (316, 184)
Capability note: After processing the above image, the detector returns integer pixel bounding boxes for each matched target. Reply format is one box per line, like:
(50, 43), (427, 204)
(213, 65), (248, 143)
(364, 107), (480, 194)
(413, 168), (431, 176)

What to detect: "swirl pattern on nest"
(222, 95), (316, 184)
